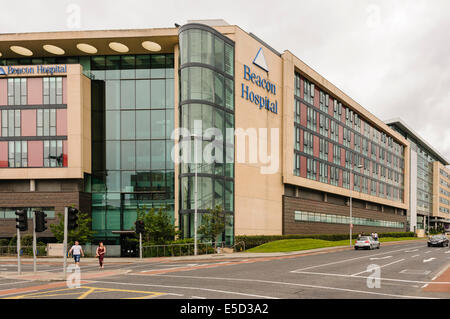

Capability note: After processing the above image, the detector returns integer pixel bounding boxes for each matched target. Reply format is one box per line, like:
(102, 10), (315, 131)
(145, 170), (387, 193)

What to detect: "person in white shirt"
(68, 241), (84, 267)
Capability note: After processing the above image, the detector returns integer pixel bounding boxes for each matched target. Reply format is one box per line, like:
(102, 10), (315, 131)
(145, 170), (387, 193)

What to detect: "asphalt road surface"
(0, 241), (448, 299)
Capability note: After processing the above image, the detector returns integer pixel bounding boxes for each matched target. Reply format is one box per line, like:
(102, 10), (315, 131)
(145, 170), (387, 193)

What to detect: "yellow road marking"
(5, 285), (166, 299)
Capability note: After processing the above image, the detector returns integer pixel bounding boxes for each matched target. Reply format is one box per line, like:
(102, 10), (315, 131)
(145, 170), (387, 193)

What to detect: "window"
(8, 78), (27, 105)
(333, 144), (341, 165)
(294, 153), (300, 176)
(307, 107), (317, 130)
(307, 158), (317, 180)
(8, 141), (27, 167)
(294, 127), (301, 151)
(319, 114), (329, 137)
(319, 162), (329, 183)
(294, 100), (300, 123)
(319, 138), (328, 160)
(319, 91), (328, 113)
(1, 109), (21, 137)
(330, 166), (340, 186)
(304, 131), (314, 155)
(303, 79), (314, 104)
(43, 77), (63, 105)
(36, 109), (56, 136)
(43, 140), (64, 167)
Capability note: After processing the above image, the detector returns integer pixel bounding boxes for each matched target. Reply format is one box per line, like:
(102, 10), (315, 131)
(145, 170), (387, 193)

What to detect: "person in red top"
(96, 242), (106, 269)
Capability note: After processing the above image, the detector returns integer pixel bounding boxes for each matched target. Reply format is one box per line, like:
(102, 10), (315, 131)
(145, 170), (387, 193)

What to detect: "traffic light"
(135, 220), (145, 234)
(15, 209), (28, 231)
(35, 211), (47, 233)
(68, 207), (79, 230)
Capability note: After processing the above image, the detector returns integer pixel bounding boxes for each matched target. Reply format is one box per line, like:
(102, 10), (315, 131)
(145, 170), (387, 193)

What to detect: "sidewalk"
(0, 239), (424, 266)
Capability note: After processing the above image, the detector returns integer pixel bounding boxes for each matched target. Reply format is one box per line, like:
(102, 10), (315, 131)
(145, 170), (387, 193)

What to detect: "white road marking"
(421, 284), (429, 288)
(411, 255), (420, 258)
(291, 245), (423, 272)
(423, 258), (436, 263)
(369, 256), (392, 260)
(149, 274), (438, 299)
(445, 251), (450, 254)
(351, 259), (405, 276)
(424, 251), (433, 254)
(84, 279), (279, 299)
(404, 249), (419, 253)
(401, 269), (432, 276)
(290, 271), (450, 285)
(191, 296), (206, 299)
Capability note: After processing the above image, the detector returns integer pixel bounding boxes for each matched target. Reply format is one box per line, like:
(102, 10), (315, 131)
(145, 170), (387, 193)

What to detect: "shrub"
(235, 232), (415, 250)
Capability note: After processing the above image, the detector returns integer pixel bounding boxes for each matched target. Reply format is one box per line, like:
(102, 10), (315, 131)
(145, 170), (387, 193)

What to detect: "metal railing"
(142, 242), (225, 258)
(0, 246), (47, 257)
(233, 241), (246, 252)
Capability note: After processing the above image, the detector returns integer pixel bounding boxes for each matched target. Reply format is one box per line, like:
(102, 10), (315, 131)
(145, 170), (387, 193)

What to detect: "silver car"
(354, 236), (380, 250)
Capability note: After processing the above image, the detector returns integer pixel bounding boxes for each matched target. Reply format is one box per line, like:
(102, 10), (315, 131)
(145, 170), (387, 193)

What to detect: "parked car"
(427, 235), (449, 247)
(354, 236), (380, 250)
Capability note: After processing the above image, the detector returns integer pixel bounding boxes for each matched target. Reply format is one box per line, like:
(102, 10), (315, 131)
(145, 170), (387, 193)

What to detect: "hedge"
(234, 232), (415, 251)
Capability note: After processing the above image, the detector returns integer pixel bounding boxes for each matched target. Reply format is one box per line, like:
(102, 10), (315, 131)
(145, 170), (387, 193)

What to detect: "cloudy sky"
(2, 0), (449, 163)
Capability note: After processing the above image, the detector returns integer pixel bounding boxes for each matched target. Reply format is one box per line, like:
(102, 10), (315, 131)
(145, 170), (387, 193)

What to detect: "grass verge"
(247, 237), (422, 253)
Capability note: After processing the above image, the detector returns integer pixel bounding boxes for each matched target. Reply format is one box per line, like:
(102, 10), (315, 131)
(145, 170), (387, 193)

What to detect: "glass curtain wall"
(178, 24), (235, 246)
(89, 54), (175, 243)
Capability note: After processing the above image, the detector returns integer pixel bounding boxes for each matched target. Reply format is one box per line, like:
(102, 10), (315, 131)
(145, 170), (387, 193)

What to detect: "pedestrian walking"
(68, 240), (84, 267)
(374, 232), (379, 241)
(96, 242), (106, 269)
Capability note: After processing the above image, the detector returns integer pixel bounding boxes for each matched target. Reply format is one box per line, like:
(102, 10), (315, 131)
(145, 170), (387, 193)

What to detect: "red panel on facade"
(0, 141), (7, 167)
(314, 88), (319, 108)
(299, 128), (304, 152)
(338, 169), (343, 188)
(0, 79), (7, 106)
(341, 148), (346, 167)
(21, 109), (36, 136)
(62, 77), (67, 104)
(27, 78), (43, 105)
(328, 143), (333, 162)
(313, 135), (319, 158)
(28, 141), (43, 167)
(0, 111), (1, 137)
(300, 155), (307, 178)
(63, 140), (68, 167)
(56, 109), (67, 136)
(300, 103), (307, 127)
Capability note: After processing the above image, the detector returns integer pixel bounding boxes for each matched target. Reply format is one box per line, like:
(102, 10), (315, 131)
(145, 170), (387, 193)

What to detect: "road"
(0, 241), (448, 299)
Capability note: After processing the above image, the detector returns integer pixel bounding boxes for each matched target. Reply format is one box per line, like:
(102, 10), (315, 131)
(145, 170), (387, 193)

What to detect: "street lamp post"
(350, 164), (363, 247)
(192, 134), (201, 256)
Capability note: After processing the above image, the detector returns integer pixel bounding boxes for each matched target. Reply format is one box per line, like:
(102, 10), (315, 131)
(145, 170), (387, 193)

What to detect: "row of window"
(6, 77), (64, 106)
(293, 154), (404, 201)
(295, 73), (404, 156)
(440, 168), (450, 180)
(439, 207), (450, 214)
(1, 108), (65, 137)
(439, 197), (450, 206)
(2, 140), (65, 168)
(297, 104), (404, 171)
(0, 207), (55, 219)
(294, 129), (405, 186)
(294, 210), (405, 229)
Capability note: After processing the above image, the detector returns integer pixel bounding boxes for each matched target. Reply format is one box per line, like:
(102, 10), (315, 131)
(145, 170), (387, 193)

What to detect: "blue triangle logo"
(253, 47), (269, 72)
(0, 67), (6, 76)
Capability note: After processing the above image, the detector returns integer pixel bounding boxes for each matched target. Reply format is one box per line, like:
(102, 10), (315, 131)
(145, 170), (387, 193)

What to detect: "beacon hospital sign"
(0, 65), (67, 76)
(240, 48), (278, 114)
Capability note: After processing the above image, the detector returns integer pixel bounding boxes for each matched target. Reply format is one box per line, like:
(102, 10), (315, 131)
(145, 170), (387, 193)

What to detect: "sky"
(2, 0), (449, 163)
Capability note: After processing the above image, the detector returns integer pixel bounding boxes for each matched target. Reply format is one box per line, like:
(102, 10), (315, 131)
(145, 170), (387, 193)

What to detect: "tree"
(136, 205), (179, 245)
(50, 210), (94, 245)
(197, 205), (225, 250)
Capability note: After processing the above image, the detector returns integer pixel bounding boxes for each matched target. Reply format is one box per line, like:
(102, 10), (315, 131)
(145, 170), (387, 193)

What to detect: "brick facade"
(283, 194), (407, 235)
(0, 182), (91, 239)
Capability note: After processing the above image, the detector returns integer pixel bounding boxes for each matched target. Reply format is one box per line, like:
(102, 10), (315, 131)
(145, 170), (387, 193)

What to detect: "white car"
(354, 236), (380, 250)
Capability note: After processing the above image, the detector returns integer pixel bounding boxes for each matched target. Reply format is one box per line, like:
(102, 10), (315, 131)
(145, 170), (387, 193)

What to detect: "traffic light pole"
(33, 211), (37, 272)
(139, 233), (142, 259)
(17, 228), (21, 275)
(63, 207), (68, 279)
